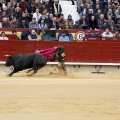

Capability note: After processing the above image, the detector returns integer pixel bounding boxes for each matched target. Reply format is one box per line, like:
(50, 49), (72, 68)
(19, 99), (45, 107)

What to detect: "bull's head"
(5, 56), (14, 67)
(51, 46), (66, 62)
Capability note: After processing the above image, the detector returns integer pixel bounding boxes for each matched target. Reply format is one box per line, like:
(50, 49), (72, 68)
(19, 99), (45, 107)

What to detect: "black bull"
(5, 53), (47, 77)
(5, 46), (66, 77)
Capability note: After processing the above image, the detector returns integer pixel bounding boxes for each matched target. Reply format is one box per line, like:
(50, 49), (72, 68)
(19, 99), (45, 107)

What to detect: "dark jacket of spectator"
(97, 18), (104, 29)
(72, 20), (82, 29)
(89, 18), (98, 29)
(28, 3), (36, 17)
(14, 10), (22, 20)
(17, 18), (29, 28)
(52, 2), (62, 18)
(101, 22), (111, 30)
(79, 18), (89, 29)
(48, 21), (59, 29)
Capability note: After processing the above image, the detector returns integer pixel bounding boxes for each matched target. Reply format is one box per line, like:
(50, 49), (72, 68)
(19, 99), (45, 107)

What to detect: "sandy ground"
(0, 71), (120, 120)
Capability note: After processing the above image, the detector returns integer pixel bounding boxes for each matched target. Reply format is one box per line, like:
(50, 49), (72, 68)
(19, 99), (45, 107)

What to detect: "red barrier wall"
(0, 40), (120, 63)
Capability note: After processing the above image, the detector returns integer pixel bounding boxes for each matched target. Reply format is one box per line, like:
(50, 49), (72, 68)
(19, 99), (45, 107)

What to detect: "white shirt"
(33, 12), (41, 22)
(0, 36), (8, 40)
(102, 32), (113, 37)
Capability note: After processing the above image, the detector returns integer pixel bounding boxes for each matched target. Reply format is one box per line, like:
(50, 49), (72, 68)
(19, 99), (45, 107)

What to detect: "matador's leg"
(57, 61), (67, 76)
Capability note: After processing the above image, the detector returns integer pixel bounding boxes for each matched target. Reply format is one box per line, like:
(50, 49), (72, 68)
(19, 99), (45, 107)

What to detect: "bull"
(5, 53), (47, 77)
(5, 46), (67, 77)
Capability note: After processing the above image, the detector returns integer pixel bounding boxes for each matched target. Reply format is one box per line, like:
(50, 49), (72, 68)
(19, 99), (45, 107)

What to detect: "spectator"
(28, 29), (39, 40)
(45, 0), (53, 13)
(0, 11), (9, 22)
(115, 15), (120, 29)
(113, 29), (120, 38)
(107, 15), (115, 30)
(89, 15), (98, 30)
(48, 17), (59, 29)
(59, 30), (70, 41)
(39, 2), (46, 14)
(29, 17), (38, 28)
(97, 14), (104, 29)
(95, 9), (102, 20)
(38, 19), (47, 34)
(28, 2), (36, 18)
(10, 17), (18, 28)
(8, 7), (15, 21)
(86, 3), (93, 15)
(61, 20), (71, 30)
(101, 19), (111, 30)
(35, 0), (42, 9)
(87, 9), (94, 20)
(105, 8), (115, 20)
(38, 11), (48, 24)
(52, 0), (62, 18)
(102, 28), (113, 37)
(14, 2), (21, 8)
(113, 0), (119, 10)
(71, 0), (74, 5)
(18, 12), (29, 23)
(14, 7), (22, 20)
(94, 4), (102, 14)
(1, 0), (7, 7)
(46, 13), (54, 26)
(0, 32), (9, 40)
(2, 17), (10, 28)
(2, 6), (10, 16)
(19, 0), (28, 12)
(115, 6), (120, 18)
(12, 30), (20, 40)
(11, 0), (16, 8)
(78, 0), (87, 17)
(85, 30), (93, 37)
(17, 17), (29, 28)
(33, 8), (41, 22)
(92, 29), (102, 37)
(79, 14), (89, 29)
(38, 19), (47, 30)
(72, 20), (82, 29)
(57, 14), (65, 28)
(24, 9), (32, 23)
(67, 14), (74, 28)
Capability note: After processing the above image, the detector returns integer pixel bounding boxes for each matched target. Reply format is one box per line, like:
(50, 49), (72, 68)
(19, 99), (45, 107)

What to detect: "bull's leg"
(26, 68), (34, 73)
(28, 69), (38, 76)
(7, 70), (15, 77)
(27, 65), (39, 76)
(7, 67), (19, 77)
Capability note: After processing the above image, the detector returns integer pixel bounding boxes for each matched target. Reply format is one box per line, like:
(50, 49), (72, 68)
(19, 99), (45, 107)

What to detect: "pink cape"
(35, 46), (57, 58)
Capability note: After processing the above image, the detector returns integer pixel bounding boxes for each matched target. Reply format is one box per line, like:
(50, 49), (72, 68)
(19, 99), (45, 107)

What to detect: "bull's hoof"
(7, 74), (12, 77)
(26, 71), (29, 73)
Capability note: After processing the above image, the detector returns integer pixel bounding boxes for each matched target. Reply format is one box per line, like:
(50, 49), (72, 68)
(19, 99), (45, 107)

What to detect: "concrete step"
(59, 0), (79, 23)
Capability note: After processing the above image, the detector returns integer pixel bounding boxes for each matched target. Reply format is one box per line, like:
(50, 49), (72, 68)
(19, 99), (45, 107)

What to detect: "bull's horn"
(4, 54), (11, 57)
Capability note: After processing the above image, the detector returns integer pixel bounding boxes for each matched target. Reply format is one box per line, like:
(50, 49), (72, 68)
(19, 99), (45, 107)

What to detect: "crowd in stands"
(0, 0), (119, 41)
(76, 0), (120, 30)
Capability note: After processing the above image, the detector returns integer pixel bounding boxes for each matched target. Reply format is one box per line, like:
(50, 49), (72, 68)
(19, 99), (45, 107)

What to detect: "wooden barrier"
(0, 40), (120, 63)
(5, 34), (17, 39)
(0, 28), (116, 33)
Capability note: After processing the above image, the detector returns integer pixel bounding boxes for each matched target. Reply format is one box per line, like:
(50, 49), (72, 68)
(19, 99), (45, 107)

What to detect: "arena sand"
(0, 71), (120, 120)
